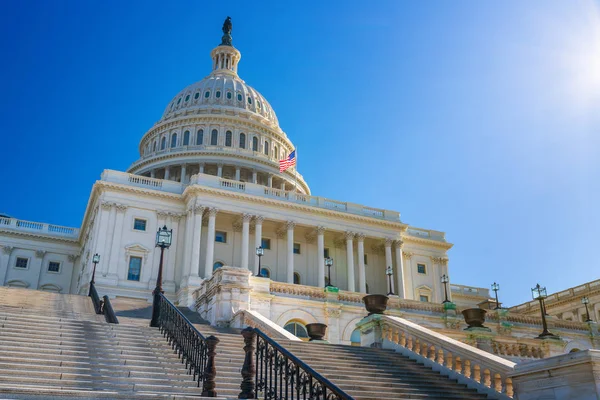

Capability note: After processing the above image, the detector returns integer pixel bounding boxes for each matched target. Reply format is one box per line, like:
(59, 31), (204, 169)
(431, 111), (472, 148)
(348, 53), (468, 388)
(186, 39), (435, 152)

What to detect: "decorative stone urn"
(306, 323), (327, 341)
(462, 308), (487, 329)
(363, 294), (389, 315)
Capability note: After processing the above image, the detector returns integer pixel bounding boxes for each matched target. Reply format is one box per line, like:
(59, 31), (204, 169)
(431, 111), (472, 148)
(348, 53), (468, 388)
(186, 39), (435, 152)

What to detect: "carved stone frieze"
(403, 251), (413, 259)
(370, 243), (385, 255)
(232, 220), (243, 233)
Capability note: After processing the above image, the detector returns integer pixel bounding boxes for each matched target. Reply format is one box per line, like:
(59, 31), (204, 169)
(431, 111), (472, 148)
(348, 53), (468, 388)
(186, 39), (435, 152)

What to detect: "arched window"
(153, 141), (157, 151)
(350, 329), (361, 346)
(239, 133), (246, 149)
(264, 140), (269, 156)
(274, 146), (278, 160)
(284, 321), (308, 339)
(260, 267), (270, 278)
(216, 91), (221, 98)
(293, 272), (300, 285)
(170, 133), (177, 148)
(225, 131), (232, 147)
(252, 137), (258, 152)
(161, 137), (166, 150)
(183, 131), (190, 145)
(213, 261), (224, 271)
(211, 129), (218, 146)
(197, 129), (204, 145)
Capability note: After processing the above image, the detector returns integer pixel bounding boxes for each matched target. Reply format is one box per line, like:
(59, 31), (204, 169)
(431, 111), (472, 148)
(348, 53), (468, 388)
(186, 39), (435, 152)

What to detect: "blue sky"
(1, 1), (599, 306)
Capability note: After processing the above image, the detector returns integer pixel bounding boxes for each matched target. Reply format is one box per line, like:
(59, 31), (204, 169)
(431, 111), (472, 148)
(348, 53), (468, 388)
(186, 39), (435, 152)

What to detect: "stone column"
(95, 201), (113, 276)
(154, 210), (169, 283)
(252, 170), (258, 184)
(385, 238), (395, 294)
(254, 216), (264, 275)
(203, 208), (218, 278)
(217, 164), (223, 177)
(357, 233), (366, 293)
(235, 167), (241, 181)
(199, 164), (205, 174)
(286, 221), (295, 284)
(164, 167), (170, 180)
(181, 164), (187, 184)
(431, 257), (441, 303)
(346, 231), (355, 292)
(108, 204), (127, 277)
(241, 213), (252, 270)
(0, 246), (13, 285)
(317, 226), (326, 288)
(150, 169), (155, 178)
(267, 175), (273, 188)
(166, 213), (182, 288)
(280, 182), (286, 191)
(394, 239), (406, 298)
(31, 250), (46, 289)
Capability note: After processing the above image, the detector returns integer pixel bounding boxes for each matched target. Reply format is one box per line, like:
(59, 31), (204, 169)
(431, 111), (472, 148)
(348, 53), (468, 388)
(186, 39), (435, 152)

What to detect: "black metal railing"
(89, 283), (103, 314)
(102, 295), (119, 324)
(154, 293), (219, 397)
(239, 327), (353, 400)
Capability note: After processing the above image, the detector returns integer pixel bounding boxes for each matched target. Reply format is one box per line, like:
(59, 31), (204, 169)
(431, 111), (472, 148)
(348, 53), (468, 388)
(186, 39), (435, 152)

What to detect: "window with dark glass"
(293, 272), (300, 284)
(252, 137), (258, 151)
(293, 243), (301, 254)
(15, 257), (28, 269)
(213, 261), (224, 271)
(237, 93), (242, 101)
(417, 264), (427, 274)
(239, 133), (246, 149)
(161, 137), (166, 150)
(215, 231), (227, 243)
(216, 91), (221, 98)
(364, 254), (368, 265)
(185, 94), (190, 102)
(177, 97), (182, 104)
(211, 129), (218, 145)
(247, 97), (252, 104)
(260, 268), (270, 278)
(127, 256), (142, 281)
(261, 238), (271, 250)
(183, 130), (190, 145)
(324, 248), (329, 258)
(264, 141), (269, 156)
(225, 131), (232, 147)
(420, 295), (429, 302)
(48, 261), (60, 273)
(170, 133), (177, 148)
(194, 92), (200, 99)
(197, 129), (203, 145)
(205, 91), (210, 98)
(227, 92), (232, 99)
(284, 322), (308, 339)
(133, 218), (146, 231)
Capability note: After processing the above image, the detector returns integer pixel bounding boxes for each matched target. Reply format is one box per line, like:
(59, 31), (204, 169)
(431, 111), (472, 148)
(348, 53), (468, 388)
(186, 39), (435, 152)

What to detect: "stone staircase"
(0, 287), (241, 399)
(278, 339), (491, 400)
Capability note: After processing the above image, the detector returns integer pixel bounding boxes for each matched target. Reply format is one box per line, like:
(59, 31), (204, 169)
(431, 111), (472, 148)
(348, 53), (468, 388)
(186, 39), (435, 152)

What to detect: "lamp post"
(441, 274), (450, 304)
(386, 266), (394, 296)
(531, 283), (558, 339)
(256, 246), (264, 277)
(491, 282), (500, 310)
(325, 257), (333, 288)
(89, 253), (100, 296)
(150, 225), (173, 328)
(582, 296), (593, 323)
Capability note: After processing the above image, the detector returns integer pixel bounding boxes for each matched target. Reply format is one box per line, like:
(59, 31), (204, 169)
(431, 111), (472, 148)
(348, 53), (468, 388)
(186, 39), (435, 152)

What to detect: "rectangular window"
(364, 254), (368, 265)
(419, 295), (429, 303)
(215, 231), (227, 243)
(324, 248), (330, 258)
(261, 238), (271, 250)
(48, 261), (60, 273)
(293, 243), (301, 254)
(127, 256), (142, 281)
(15, 257), (28, 269)
(417, 263), (427, 274)
(133, 218), (147, 231)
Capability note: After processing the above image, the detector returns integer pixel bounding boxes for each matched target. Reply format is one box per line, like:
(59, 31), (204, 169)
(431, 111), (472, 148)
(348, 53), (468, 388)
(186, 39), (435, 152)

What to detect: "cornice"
(95, 181), (183, 201)
(401, 234), (454, 251)
(183, 184), (408, 230)
(0, 228), (79, 245)
(511, 286), (600, 314)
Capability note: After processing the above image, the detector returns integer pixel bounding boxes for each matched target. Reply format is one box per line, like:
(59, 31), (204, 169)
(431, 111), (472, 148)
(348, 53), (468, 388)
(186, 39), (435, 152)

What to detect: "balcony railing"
(0, 217), (79, 239)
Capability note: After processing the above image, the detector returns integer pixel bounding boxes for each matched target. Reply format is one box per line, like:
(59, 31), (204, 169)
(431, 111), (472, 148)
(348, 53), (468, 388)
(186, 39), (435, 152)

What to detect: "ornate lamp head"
(256, 246), (264, 256)
(441, 274), (449, 284)
(582, 296), (590, 305)
(531, 283), (547, 300)
(92, 253), (100, 263)
(325, 257), (333, 267)
(156, 225), (173, 248)
(386, 266), (393, 276)
(491, 282), (500, 292)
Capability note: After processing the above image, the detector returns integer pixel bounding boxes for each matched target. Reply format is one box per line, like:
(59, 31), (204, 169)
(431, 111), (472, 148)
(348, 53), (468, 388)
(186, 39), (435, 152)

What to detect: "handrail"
(238, 327), (353, 399)
(155, 293), (219, 397)
(102, 295), (119, 324)
(380, 315), (515, 398)
(89, 283), (103, 315)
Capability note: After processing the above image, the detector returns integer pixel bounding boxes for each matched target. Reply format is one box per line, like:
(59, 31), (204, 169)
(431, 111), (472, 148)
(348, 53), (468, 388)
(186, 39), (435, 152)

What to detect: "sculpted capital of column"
(286, 221), (296, 230)
(394, 239), (403, 249)
(115, 204), (128, 213)
(35, 250), (46, 259)
(356, 232), (366, 242)
(67, 254), (78, 263)
(403, 251), (413, 259)
(345, 231), (355, 241)
(1, 246), (13, 255)
(385, 238), (394, 248)
(208, 207), (219, 217)
(193, 205), (205, 215)
(156, 210), (170, 219)
(254, 215), (264, 224)
(100, 201), (113, 211)
(316, 226), (326, 235)
(242, 213), (253, 223)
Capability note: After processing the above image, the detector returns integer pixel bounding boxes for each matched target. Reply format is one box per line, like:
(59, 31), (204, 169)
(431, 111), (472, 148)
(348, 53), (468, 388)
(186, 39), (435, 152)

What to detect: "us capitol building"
(1, 18), (599, 364)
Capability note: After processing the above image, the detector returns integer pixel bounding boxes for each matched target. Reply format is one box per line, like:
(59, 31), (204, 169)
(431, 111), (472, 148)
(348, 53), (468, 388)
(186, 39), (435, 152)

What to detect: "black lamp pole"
(256, 246), (264, 276)
(151, 225), (172, 328)
(532, 283), (558, 339)
(325, 257), (333, 287)
(386, 266), (394, 296)
(89, 253), (100, 296)
(582, 296), (592, 323)
(492, 282), (500, 310)
(441, 274), (450, 304)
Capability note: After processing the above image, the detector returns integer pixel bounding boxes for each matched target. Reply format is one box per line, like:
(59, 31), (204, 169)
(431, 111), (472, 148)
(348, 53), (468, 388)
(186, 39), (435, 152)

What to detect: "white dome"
(160, 73), (279, 127)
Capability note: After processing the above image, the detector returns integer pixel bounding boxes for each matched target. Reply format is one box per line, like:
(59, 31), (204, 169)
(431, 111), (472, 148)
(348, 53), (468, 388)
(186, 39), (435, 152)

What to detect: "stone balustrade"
(491, 340), (545, 360)
(101, 170), (185, 194)
(269, 281), (326, 299)
(231, 309), (301, 341)
(360, 315), (516, 398)
(0, 217), (79, 239)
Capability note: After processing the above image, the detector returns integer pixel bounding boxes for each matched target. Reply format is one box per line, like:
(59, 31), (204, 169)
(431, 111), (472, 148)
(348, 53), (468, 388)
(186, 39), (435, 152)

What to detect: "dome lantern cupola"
(210, 17), (241, 77)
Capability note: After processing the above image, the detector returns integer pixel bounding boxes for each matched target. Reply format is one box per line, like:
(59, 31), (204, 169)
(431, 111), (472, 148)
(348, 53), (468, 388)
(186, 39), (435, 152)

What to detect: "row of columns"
(148, 164), (286, 190)
(183, 206), (407, 295)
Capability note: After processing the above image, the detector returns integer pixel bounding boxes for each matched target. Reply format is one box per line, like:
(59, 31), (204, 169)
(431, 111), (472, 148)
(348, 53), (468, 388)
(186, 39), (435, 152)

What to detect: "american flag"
(279, 150), (296, 172)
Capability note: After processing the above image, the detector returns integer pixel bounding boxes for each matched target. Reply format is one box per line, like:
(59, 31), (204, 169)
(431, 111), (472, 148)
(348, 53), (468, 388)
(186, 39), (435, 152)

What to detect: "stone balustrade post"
(238, 327), (257, 399)
(201, 335), (220, 397)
